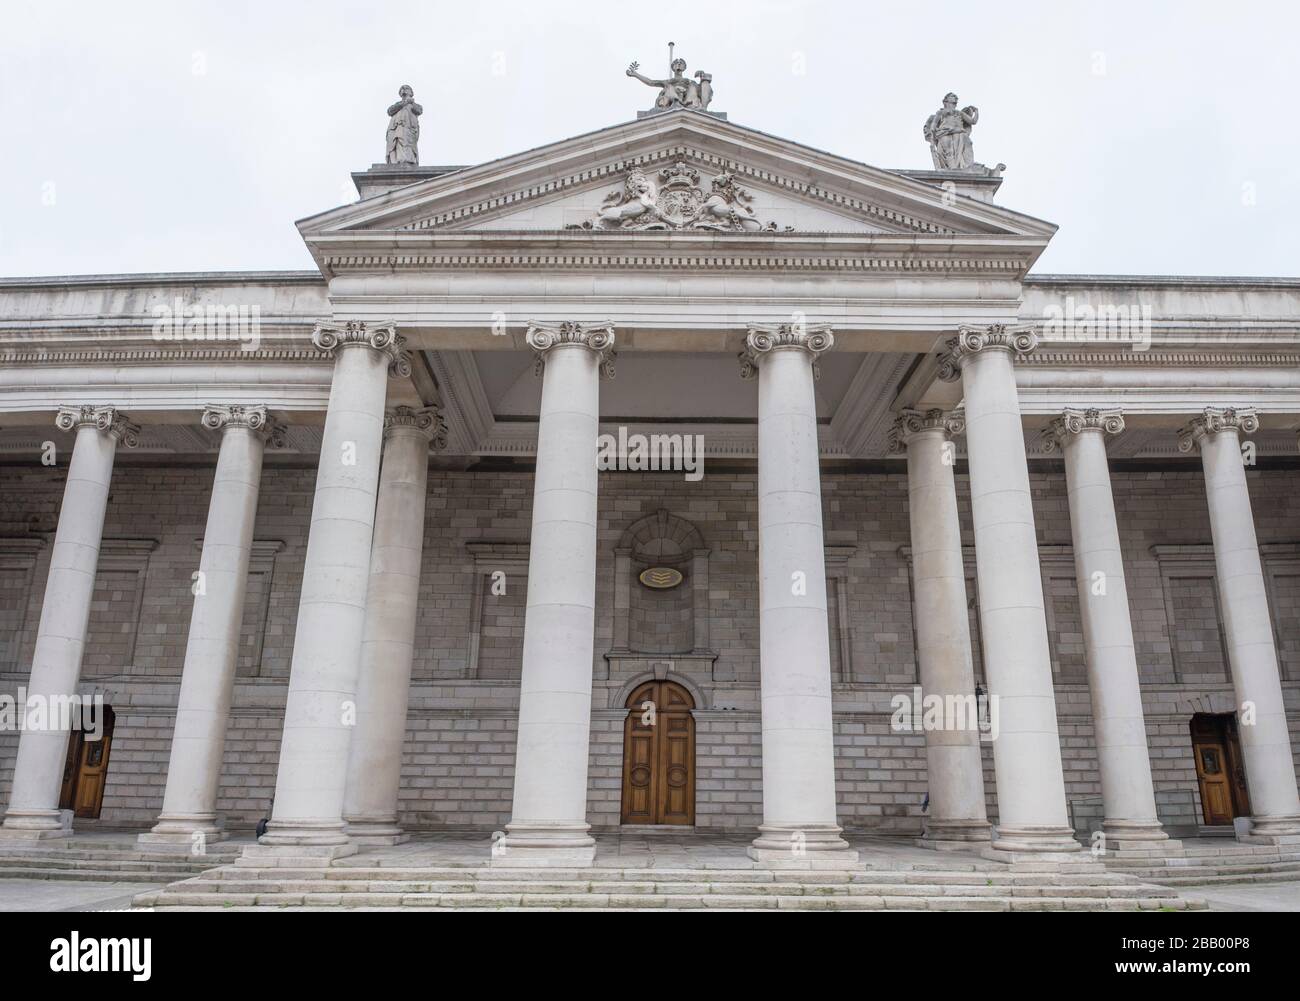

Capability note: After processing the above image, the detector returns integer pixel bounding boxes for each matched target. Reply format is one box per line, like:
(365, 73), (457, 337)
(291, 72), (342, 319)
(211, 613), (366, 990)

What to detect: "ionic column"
(0, 406), (138, 839)
(889, 408), (991, 847)
(1042, 408), (1171, 851)
(741, 324), (858, 866)
(493, 321), (614, 868)
(1178, 407), (1300, 841)
(138, 406), (282, 851)
(343, 405), (446, 845)
(937, 325), (1078, 855)
(252, 321), (407, 859)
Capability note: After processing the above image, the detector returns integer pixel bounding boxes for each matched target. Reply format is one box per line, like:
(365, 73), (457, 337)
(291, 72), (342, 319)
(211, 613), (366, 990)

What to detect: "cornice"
(1021, 350), (1300, 368)
(0, 344), (325, 366)
(317, 248), (1029, 276)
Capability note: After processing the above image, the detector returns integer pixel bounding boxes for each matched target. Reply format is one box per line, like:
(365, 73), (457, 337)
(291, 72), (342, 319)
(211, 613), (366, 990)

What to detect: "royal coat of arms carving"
(570, 159), (792, 232)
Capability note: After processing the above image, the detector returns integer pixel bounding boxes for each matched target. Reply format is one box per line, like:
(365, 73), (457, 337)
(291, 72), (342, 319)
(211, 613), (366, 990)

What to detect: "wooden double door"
(621, 680), (695, 826)
(1191, 713), (1251, 826)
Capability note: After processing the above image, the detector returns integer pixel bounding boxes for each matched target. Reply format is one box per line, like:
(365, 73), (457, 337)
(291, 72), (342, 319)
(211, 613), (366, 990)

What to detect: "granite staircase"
(0, 838), (239, 883)
(1103, 842), (1300, 887)
(133, 860), (1207, 911)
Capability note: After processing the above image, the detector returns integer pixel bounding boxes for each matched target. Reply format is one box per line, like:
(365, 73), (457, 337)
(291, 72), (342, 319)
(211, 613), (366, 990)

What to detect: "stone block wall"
(0, 459), (1298, 836)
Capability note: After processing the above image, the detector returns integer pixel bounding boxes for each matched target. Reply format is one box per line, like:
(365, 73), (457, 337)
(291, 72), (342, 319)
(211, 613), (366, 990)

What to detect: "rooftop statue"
(923, 93), (979, 171)
(385, 84), (422, 165)
(627, 42), (714, 112)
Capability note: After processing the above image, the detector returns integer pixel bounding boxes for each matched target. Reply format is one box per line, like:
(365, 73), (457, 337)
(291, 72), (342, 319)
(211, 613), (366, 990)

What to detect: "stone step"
(203, 864), (1143, 888)
(0, 855), (215, 873)
(132, 889), (1205, 911)
(160, 876), (1174, 899)
(0, 867), (180, 883)
(1148, 871), (1300, 887)
(1108, 852), (1300, 868)
(0, 850), (236, 866)
(1106, 861), (1300, 880)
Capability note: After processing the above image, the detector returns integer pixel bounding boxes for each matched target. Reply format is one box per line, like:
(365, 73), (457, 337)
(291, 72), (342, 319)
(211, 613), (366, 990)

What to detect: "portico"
(1, 105), (1299, 875)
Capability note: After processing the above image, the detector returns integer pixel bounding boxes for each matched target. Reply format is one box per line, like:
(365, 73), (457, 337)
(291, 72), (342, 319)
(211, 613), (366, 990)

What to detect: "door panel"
(58, 707), (115, 820)
(1191, 713), (1250, 825)
(620, 681), (695, 826)
(1194, 742), (1233, 825)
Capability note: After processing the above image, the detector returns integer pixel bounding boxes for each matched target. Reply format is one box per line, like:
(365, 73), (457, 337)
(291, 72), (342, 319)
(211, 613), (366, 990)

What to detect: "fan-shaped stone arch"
(617, 508), (706, 564)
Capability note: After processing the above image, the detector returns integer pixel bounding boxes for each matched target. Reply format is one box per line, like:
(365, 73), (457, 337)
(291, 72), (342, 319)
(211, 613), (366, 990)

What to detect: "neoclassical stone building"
(1, 96), (1299, 868)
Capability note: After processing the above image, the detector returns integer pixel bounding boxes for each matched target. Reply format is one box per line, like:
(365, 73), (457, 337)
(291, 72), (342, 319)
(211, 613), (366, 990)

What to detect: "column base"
(0, 809), (73, 840)
(136, 814), (226, 853)
(237, 841), (357, 866)
(1236, 814), (1300, 845)
(982, 825), (1100, 870)
(919, 818), (992, 851)
(747, 824), (860, 869)
(489, 822), (597, 868)
(345, 817), (410, 846)
(1097, 820), (1182, 858)
(240, 818), (358, 863)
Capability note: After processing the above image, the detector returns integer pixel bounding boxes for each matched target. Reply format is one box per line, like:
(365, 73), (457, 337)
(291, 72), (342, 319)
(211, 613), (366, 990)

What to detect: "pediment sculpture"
(569, 160), (792, 232)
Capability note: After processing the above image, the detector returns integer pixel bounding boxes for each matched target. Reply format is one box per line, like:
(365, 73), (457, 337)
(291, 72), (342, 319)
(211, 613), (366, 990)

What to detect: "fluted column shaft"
(940, 326), (1077, 854)
(255, 322), (405, 856)
(1, 406), (137, 838)
(343, 406), (443, 845)
(742, 324), (857, 865)
(494, 321), (613, 867)
(1046, 409), (1168, 849)
(139, 407), (278, 851)
(892, 409), (991, 846)
(1180, 408), (1300, 839)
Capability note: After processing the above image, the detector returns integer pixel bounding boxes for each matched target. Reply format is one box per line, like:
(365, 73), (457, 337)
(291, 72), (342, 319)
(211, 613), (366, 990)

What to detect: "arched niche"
(610, 509), (711, 657)
(600, 506), (722, 676)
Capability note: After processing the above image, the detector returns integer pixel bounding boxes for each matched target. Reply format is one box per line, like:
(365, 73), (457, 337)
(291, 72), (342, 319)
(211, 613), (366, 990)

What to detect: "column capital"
(886, 407), (965, 454)
(55, 405), (140, 447)
(1040, 407), (1125, 453)
(201, 404), (286, 446)
(526, 320), (616, 379)
(384, 405), (448, 450)
(738, 322), (834, 380)
(936, 323), (1038, 382)
(311, 320), (410, 378)
(1177, 406), (1259, 453)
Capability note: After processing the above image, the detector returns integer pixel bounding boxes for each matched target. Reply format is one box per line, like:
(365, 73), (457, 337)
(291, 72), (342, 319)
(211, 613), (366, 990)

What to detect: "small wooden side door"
(1191, 713), (1248, 826)
(58, 707), (116, 819)
(1193, 738), (1234, 825)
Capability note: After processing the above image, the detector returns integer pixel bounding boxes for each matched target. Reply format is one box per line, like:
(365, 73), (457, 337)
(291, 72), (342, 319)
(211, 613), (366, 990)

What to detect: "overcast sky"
(1, 0), (1295, 278)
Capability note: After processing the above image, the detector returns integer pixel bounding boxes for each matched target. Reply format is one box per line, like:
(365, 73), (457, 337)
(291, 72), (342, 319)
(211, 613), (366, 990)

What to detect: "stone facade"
(2, 107), (1298, 868)
(3, 463), (1297, 836)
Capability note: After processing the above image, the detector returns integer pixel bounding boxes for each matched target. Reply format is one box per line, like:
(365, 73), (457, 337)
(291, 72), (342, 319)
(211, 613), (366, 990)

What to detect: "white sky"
(1, 0), (1295, 278)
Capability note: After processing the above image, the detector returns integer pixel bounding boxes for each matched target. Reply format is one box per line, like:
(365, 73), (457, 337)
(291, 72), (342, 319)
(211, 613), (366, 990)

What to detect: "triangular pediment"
(298, 111), (1056, 254)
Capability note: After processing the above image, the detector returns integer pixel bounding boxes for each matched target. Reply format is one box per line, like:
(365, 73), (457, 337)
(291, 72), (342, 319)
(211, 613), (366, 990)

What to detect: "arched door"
(621, 680), (695, 826)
